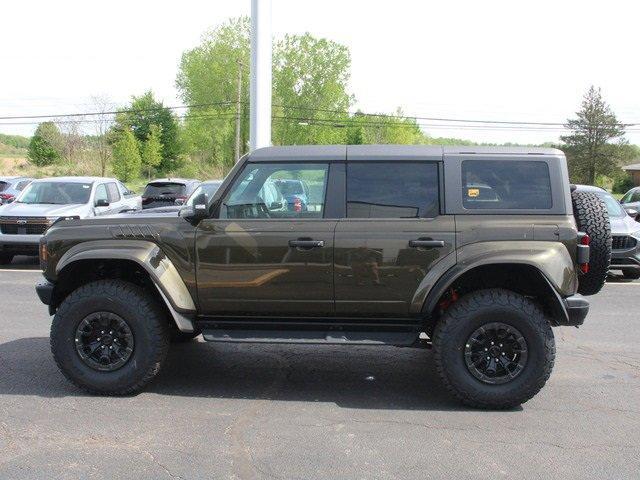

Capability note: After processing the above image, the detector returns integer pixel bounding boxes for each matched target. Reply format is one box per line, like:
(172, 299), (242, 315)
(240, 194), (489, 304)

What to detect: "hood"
(101, 208), (180, 220)
(609, 214), (640, 235)
(0, 202), (91, 218)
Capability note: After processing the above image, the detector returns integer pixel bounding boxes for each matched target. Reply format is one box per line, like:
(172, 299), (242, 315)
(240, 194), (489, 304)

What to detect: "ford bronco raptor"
(35, 145), (611, 409)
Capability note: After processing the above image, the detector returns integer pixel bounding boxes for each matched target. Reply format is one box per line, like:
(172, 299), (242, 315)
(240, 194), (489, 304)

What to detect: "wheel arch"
(423, 262), (570, 327)
(52, 240), (196, 332)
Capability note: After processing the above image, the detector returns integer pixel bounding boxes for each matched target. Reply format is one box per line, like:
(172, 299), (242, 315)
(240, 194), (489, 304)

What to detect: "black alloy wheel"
(464, 322), (528, 385)
(74, 312), (134, 371)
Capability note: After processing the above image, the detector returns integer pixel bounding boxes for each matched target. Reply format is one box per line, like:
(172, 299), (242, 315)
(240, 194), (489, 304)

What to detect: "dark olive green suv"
(35, 146), (611, 409)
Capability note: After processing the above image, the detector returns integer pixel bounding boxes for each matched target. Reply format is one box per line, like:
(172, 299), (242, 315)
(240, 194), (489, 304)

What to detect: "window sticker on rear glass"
(467, 188), (480, 198)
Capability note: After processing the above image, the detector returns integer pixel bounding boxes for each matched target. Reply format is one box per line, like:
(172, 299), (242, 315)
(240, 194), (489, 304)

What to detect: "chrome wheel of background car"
(464, 322), (528, 385)
(74, 312), (134, 371)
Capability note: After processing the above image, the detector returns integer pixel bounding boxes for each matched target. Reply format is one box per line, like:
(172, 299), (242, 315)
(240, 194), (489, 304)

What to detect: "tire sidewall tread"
(50, 279), (170, 395)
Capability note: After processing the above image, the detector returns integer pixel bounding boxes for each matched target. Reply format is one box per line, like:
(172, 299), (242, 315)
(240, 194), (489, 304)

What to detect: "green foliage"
(561, 86), (626, 184)
(177, 17), (250, 172)
(272, 33), (353, 146)
(0, 133), (30, 149)
(115, 91), (182, 172)
(111, 129), (141, 182)
(28, 122), (63, 166)
(612, 172), (635, 194)
(141, 124), (163, 177)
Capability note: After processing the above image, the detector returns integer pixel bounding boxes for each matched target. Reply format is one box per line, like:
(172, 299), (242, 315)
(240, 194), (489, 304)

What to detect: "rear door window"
(346, 162), (439, 218)
(462, 160), (552, 210)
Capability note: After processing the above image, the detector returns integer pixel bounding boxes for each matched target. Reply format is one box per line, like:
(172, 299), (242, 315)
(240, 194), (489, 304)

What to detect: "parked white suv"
(0, 176), (141, 264)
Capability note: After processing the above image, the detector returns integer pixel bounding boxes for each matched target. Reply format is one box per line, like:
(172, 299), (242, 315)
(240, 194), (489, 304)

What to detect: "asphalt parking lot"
(1, 256), (639, 479)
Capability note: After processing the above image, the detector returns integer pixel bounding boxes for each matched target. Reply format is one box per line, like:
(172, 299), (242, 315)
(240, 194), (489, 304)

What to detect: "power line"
(3, 100), (639, 128)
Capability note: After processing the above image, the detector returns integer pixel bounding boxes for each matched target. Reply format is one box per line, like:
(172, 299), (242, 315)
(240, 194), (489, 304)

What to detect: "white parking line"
(0, 269), (41, 273)
(606, 282), (640, 286)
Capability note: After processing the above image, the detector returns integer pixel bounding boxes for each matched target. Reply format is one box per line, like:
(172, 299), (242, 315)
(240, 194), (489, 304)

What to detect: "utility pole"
(250, 0), (272, 151)
(234, 60), (243, 163)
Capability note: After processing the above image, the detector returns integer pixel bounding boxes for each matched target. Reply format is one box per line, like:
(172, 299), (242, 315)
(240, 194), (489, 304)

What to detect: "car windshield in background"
(143, 183), (186, 197)
(17, 181), (92, 205)
(597, 192), (627, 218)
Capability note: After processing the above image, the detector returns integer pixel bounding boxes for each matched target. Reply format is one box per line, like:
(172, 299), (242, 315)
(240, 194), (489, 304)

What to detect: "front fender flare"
(56, 240), (196, 331)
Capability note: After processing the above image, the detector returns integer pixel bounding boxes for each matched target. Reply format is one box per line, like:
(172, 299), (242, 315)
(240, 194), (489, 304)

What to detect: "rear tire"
(622, 269), (640, 280)
(571, 190), (611, 296)
(432, 288), (555, 409)
(0, 253), (14, 265)
(50, 279), (170, 395)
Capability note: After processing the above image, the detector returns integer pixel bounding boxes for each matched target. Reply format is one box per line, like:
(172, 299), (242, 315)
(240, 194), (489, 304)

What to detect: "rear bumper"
(561, 295), (589, 327)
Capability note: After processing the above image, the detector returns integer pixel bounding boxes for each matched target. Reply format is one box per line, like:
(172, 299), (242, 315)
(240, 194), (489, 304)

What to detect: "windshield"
(597, 192), (626, 218)
(17, 181), (92, 205)
(143, 182), (186, 197)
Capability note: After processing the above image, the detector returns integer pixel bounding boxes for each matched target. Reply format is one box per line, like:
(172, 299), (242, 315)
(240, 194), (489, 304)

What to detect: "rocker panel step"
(202, 329), (419, 346)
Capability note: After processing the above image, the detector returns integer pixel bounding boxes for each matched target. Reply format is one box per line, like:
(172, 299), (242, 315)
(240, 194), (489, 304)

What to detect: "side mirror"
(95, 199), (110, 207)
(270, 201), (283, 210)
(626, 208), (640, 221)
(179, 193), (208, 222)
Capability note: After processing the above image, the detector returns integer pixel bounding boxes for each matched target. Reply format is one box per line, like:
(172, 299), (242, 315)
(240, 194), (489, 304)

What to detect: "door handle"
(289, 239), (324, 249)
(409, 239), (445, 248)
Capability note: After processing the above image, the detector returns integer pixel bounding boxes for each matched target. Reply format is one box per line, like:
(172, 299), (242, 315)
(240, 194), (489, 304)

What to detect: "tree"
(111, 128), (141, 182)
(141, 124), (163, 179)
(116, 91), (182, 172)
(561, 86), (626, 184)
(28, 122), (63, 166)
(177, 17), (250, 170)
(90, 95), (115, 176)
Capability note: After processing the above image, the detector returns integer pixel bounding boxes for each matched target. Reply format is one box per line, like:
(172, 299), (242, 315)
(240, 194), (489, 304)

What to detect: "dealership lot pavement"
(1, 257), (639, 479)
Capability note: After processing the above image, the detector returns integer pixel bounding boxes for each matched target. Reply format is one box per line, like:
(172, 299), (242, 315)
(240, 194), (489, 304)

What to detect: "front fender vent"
(109, 225), (159, 241)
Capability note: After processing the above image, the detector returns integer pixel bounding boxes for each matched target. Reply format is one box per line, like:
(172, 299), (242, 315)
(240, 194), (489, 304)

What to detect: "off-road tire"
(0, 253), (14, 265)
(622, 269), (640, 280)
(432, 288), (555, 409)
(50, 279), (170, 395)
(571, 190), (611, 296)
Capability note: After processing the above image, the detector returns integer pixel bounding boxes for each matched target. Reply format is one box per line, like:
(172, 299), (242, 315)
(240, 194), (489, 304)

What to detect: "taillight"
(577, 232), (590, 273)
(293, 197), (302, 212)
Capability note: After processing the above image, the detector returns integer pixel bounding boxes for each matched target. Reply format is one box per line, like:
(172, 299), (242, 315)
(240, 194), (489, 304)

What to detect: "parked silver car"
(0, 176), (33, 204)
(0, 177), (141, 264)
(577, 185), (640, 279)
(620, 186), (640, 215)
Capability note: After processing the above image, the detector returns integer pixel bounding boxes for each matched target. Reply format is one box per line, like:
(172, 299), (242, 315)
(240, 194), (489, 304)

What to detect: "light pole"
(250, 0), (272, 152)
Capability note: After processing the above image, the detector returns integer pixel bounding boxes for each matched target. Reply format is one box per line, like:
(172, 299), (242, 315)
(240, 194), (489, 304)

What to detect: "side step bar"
(202, 329), (420, 346)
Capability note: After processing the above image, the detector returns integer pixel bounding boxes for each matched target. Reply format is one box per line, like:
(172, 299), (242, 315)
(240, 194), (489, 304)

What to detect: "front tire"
(50, 280), (170, 395)
(432, 289), (555, 409)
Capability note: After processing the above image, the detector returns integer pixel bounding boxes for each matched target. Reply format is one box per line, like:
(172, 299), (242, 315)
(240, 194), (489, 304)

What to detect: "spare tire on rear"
(571, 190), (611, 296)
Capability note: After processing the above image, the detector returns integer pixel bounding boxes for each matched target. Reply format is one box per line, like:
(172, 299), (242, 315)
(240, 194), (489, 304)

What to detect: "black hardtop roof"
(247, 145), (564, 162)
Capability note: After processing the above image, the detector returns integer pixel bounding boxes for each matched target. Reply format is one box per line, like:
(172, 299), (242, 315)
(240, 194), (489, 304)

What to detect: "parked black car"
(141, 179), (201, 209)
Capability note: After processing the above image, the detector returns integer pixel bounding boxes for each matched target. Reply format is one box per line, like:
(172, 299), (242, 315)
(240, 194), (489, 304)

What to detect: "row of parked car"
(3, 174), (640, 277)
(0, 174), (319, 265)
(0, 176), (222, 264)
